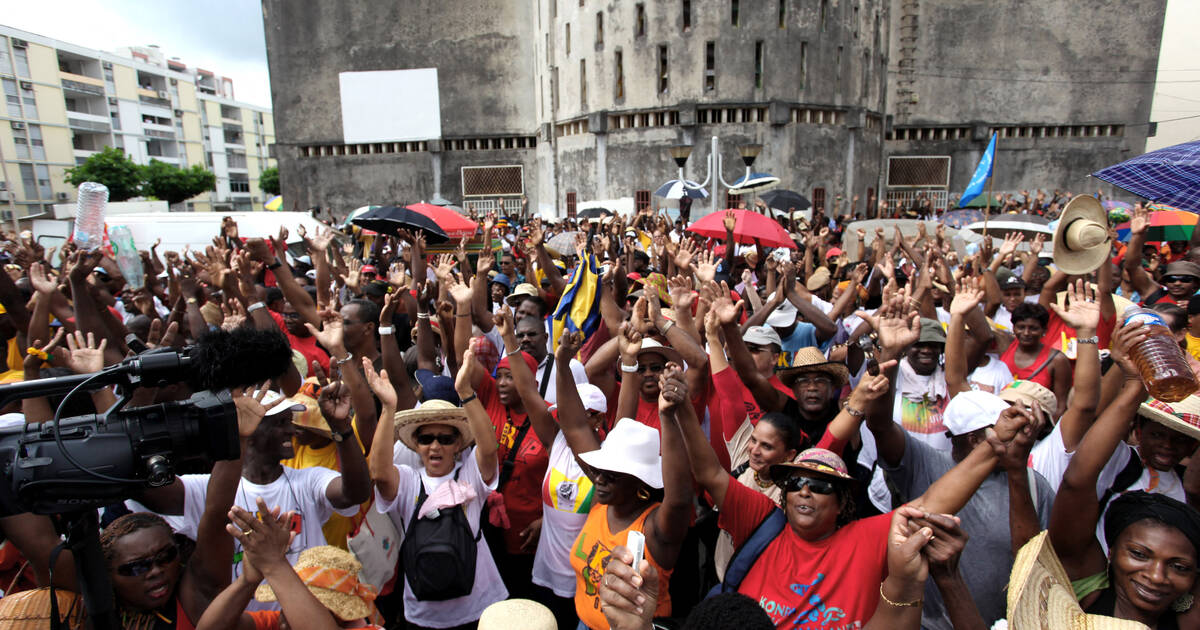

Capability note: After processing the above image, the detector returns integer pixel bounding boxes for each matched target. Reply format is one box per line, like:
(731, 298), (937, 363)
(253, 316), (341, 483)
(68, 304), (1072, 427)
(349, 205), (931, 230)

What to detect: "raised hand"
(494, 304), (516, 339)
(1108, 319), (1151, 381)
(1129, 205), (1149, 236)
(448, 277), (473, 307)
(231, 383), (271, 438)
(227, 498), (295, 580)
(557, 330), (584, 362)
(668, 275), (696, 312)
(617, 321), (643, 360)
(28, 262), (58, 296)
(694, 250), (718, 283)
(674, 238), (696, 270)
(948, 276), (985, 316)
(658, 363), (687, 413)
(387, 261), (407, 287)
(998, 232), (1024, 259)
(1029, 233), (1045, 256)
(362, 357), (397, 409)
(710, 289), (744, 326)
(847, 359), (897, 408)
(318, 380), (353, 431)
(722, 210), (737, 233)
(1048, 278), (1100, 333)
(304, 310), (346, 355)
(456, 337), (479, 395)
(433, 254), (457, 284)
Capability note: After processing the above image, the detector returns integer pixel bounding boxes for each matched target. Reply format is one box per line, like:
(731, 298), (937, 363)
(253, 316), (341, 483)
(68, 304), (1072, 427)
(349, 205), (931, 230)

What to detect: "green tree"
(259, 166), (280, 196)
(64, 147), (143, 201)
(141, 161), (216, 206)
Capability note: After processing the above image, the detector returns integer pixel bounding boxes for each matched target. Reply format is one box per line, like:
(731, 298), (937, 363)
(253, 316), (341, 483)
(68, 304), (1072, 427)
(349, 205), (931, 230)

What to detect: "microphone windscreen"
(189, 327), (294, 391)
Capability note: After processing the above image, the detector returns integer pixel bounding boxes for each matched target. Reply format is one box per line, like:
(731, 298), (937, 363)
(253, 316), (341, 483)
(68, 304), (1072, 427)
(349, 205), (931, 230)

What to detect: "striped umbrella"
(263, 195), (283, 211)
(1092, 140), (1200, 212)
(1114, 209), (1199, 243)
(654, 179), (709, 200)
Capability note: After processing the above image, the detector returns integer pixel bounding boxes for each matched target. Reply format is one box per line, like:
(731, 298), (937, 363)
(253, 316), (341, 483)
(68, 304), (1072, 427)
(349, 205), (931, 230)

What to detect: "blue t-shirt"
(778, 322), (820, 366)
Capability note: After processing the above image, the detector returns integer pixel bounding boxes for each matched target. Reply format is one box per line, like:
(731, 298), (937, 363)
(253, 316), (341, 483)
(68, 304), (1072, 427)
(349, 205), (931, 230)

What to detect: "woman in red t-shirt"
(997, 302), (1070, 417)
(669, 366), (1036, 629)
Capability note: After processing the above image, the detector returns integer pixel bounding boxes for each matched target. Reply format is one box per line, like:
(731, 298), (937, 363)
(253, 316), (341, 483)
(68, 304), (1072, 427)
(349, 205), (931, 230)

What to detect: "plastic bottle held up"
(73, 182), (109, 251)
(110, 225), (143, 290)
(1122, 306), (1199, 402)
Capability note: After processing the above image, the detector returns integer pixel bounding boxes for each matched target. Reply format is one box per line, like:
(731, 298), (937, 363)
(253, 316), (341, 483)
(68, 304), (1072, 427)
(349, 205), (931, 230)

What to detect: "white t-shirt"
(179, 466), (356, 609)
(533, 356), (589, 406)
(968, 354), (1015, 394)
(533, 432), (595, 597)
(375, 447), (506, 627)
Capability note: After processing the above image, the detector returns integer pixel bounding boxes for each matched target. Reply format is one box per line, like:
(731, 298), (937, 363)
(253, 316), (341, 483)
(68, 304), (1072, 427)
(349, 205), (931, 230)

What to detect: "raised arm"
(1123, 205), (1161, 298)
(457, 338), (499, 484)
(363, 360), (401, 502)
(860, 286), (923, 468)
(1050, 280), (1102, 449)
(494, 305), (557, 447)
(614, 321), (644, 422)
(247, 232), (320, 329)
(555, 331), (602, 455)
(945, 278), (986, 397)
(304, 311), (378, 454)
(378, 290), (417, 412)
(648, 365), (696, 569)
(315, 381), (372, 509)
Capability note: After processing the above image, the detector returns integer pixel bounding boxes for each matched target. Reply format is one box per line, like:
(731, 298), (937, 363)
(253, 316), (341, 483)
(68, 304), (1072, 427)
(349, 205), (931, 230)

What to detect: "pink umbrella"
(687, 209), (796, 248)
(406, 203), (478, 240)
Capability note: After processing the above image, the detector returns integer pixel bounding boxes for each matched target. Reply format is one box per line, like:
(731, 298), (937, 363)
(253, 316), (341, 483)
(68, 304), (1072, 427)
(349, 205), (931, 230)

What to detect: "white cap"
(765, 292), (798, 328)
(577, 384), (608, 413)
(943, 390), (1010, 436)
(743, 325), (783, 348)
(255, 390), (308, 417)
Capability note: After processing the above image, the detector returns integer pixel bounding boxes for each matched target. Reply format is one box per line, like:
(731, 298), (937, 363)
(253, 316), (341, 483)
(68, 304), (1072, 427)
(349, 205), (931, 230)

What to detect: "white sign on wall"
(339, 68), (442, 143)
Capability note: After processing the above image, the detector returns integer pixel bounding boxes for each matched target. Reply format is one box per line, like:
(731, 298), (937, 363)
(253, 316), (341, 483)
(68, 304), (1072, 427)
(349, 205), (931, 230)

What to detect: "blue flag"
(551, 252), (603, 350)
(959, 132), (997, 207)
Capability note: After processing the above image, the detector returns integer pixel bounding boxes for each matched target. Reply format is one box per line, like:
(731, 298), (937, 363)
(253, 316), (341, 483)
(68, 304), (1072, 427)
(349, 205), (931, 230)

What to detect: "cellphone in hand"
(626, 530), (645, 571)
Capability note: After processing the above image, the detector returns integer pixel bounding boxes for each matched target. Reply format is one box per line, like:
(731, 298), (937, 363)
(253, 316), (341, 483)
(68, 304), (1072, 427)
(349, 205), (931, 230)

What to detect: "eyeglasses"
(778, 475), (837, 495)
(116, 544), (179, 577)
(416, 433), (458, 446)
(637, 363), (665, 374)
(1165, 275), (1196, 284)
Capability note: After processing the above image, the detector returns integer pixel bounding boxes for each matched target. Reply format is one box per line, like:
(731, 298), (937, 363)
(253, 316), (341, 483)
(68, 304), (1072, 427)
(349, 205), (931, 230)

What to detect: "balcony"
(146, 128), (176, 139)
(138, 94), (172, 108)
(67, 111), (112, 133)
(60, 72), (106, 96)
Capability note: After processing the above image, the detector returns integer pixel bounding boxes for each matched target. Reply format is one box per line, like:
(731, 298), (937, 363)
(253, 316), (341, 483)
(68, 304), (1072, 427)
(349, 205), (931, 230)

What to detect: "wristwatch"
(330, 429), (354, 443)
(267, 259), (283, 271)
(1077, 336), (1099, 345)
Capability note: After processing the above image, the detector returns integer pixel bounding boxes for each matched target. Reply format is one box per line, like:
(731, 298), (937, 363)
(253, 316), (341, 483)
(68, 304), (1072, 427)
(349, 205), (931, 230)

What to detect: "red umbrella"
(406, 203), (478, 240)
(687, 209), (796, 249)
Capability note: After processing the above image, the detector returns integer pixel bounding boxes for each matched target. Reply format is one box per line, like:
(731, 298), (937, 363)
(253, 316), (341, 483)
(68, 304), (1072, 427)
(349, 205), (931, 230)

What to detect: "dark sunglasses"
(116, 544), (179, 577)
(416, 433), (458, 446)
(637, 363), (665, 374)
(778, 475), (837, 495)
(1164, 275), (1196, 284)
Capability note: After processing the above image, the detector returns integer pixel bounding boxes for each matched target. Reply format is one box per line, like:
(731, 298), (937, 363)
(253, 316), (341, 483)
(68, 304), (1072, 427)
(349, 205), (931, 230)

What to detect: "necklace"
(753, 470), (773, 489)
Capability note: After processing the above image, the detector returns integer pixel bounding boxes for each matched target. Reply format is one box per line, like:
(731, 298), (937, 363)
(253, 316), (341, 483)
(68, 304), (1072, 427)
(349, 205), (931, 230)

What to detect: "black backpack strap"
(719, 508), (788, 594)
(1025, 349), (1060, 381)
(1100, 447), (1145, 508)
(730, 461), (751, 480)
(538, 359), (554, 398)
(498, 416), (533, 489)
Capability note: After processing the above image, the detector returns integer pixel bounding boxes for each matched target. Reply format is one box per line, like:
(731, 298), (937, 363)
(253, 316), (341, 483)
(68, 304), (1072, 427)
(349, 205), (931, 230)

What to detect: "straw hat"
(578, 418), (663, 488)
(770, 447), (856, 484)
(776, 347), (850, 388)
(505, 283), (539, 306)
(255, 546), (376, 621)
(637, 338), (682, 367)
(393, 400), (474, 452)
(806, 266), (831, 292)
(289, 379), (332, 437)
(1007, 531), (1148, 630)
(1052, 195), (1112, 275)
(0, 587), (85, 629)
(478, 599), (557, 630)
(999, 379), (1058, 423)
(1138, 395), (1200, 441)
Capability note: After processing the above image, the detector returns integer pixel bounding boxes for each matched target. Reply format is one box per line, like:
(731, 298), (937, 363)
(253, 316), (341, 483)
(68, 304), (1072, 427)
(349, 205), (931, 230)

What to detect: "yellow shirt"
(1187, 333), (1200, 361)
(281, 419), (369, 549)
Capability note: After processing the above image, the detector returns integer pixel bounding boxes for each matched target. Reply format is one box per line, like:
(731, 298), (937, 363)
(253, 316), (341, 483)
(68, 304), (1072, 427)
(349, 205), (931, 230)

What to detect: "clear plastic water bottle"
(73, 182), (109, 251)
(1123, 306), (1198, 402)
(110, 225), (143, 290)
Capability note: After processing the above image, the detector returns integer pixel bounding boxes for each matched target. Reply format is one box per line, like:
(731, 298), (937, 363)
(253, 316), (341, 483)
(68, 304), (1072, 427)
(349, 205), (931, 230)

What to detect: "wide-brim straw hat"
(256, 546), (375, 621)
(1053, 195), (1112, 275)
(1007, 531), (1148, 630)
(394, 399), (474, 452)
(770, 447), (856, 485)
(637, 338), (682, 366)
(479, 599), (557, 630)
(578, 418), (663, 488)
(776, 346), (850, 388)
(0, 587), (85, 629)
(1139, 395), (1200, 441)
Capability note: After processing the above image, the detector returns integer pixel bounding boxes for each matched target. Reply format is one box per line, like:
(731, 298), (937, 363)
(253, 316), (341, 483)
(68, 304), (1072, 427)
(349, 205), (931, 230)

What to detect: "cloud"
(4, 0), (272, 108)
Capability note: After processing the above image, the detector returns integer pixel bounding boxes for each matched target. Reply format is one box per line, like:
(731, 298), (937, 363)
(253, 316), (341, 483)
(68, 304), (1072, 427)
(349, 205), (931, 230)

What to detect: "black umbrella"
(760, 189), (812, 212)
(577, 207), (613, 220)
(350, 205), (450, 244)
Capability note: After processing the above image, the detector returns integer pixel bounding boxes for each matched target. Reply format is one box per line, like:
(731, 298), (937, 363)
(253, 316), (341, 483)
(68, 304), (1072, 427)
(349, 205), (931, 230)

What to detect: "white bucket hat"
(578, 418), (663, 488)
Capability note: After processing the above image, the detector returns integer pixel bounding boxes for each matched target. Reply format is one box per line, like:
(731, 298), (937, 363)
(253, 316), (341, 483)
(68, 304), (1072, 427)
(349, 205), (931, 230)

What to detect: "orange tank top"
(570, 503), (672, 630)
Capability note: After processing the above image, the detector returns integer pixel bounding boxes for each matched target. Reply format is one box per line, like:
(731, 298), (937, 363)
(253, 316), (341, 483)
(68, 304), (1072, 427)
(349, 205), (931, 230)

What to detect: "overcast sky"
(4, 1), (1198, 149)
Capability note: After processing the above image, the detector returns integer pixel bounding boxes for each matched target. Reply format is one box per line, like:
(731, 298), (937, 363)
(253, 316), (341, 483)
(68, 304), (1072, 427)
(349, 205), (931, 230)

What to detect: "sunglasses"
(1164, 275), (1196, 284)
(778, 475), (837, 495)
(116, 544), (179, 577)
(637, 363), (665, 374)
(416, 433), (458, 446)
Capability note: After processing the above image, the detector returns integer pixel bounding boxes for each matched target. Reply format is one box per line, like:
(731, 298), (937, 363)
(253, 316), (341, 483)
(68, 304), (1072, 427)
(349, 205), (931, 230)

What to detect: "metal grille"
(566, 192), (578, 218)
(885, 189), (950, 214)
(463, 198), (523, 215)
(886, 156), (951, 188)
(812, 187), (826, 212)
(462, 165), (525, 197)
(635, 190), (651, 211)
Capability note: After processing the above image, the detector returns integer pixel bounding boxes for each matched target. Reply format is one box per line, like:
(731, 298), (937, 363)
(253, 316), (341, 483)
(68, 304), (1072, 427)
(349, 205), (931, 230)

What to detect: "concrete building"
(261, 0), (1165, 219)
(0, 25), (276, 223)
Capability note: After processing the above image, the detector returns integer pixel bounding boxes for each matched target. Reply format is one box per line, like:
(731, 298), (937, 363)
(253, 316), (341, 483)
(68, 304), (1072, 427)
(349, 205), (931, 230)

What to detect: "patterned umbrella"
(1092, 140), (1200, 212)
(940, 209), (985, 228)
(654, 179), (709, 200)
(351, 205), (449, 243)
(1114, 209), (1199, 243)
(263, 195), (283, 211)
(406, 202), (478, 240)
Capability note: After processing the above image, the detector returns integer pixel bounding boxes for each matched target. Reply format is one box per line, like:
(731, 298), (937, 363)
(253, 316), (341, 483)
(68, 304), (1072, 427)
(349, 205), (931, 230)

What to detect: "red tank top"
(999, 342), (1056, 388)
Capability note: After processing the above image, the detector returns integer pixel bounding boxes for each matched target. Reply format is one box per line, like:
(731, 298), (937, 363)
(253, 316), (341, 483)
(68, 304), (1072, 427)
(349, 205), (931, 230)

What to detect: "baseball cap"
(918, 318), (947, 344)
(943, 390), (1010, 436)
(415, 369), (461, 405)
(765, 293), (798, 328)
(743, 325), (783, 349)
(806, 267), (831, 292)
(360, 264), (377, 275)
(577, 384), (608, 414)
(999, 379), (1057, 422)
(999, 273), (1026, 290)
(255, 390), (308, 417)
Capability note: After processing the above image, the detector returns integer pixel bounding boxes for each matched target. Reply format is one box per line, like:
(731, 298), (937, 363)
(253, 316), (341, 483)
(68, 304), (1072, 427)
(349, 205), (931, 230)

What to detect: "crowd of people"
(0, 195), (1198, 630)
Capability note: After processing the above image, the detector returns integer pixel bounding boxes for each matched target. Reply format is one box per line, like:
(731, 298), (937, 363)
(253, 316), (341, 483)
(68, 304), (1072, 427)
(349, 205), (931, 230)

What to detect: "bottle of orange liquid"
(1123, 306), (1199, 402)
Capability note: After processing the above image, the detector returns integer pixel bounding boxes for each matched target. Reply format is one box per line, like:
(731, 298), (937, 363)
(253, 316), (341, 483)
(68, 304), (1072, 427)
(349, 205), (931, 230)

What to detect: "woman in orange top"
(566, 341), (694, 630)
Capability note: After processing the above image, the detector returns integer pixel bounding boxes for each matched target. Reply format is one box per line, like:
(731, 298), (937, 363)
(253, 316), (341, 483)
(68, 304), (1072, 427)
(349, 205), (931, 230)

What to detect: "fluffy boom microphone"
(187, 326), (295, 391)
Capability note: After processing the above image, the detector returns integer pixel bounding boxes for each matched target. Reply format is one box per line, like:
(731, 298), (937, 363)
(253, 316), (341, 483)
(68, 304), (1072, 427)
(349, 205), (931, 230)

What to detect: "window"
(731, 0), (739, 26)
(854, 5), (860, 38)
(229, 176), (250, 193)
(552, 66), (559, 112)
(3, 79), (21, 117)
(778, 0), (786, 28)
(658, 45), (669, 93)
(862, 52), (870, 98)
(812, 187), (826, 212)
(566, 24), (571, 55)
(596, 12), (603, 47)
(19, 164), (37, 200)
(704, 41), (716, 92)
(12, 127), (28, 160)
(566, 191), (578, 218)
(111, 107), (121, 130)
(836, 46), (843, 86)
(104, 67), (115, 94)
(820, 0), (828, 31)
(28, 124), (45, 160)
(13, 46), (30, 78)
(20, 82), (37, 119)
(0, 37), (11, 75)
(614, 50), (624, 100)
(580, 59), (587, 109)
(682, 0), (691, 31)
(35, 164), (52, 200)
(754, 41), (764, 88)
(546, 33), (551, 63)
(799, 42), (807, 89)
(636, 4), (646, 37)
(635, 190), (651, 211)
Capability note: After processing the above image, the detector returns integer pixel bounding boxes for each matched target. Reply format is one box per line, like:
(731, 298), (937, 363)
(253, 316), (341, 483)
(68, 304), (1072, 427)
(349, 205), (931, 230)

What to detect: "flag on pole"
(551, 251), (603, 349)
(958, 132), (997, 208)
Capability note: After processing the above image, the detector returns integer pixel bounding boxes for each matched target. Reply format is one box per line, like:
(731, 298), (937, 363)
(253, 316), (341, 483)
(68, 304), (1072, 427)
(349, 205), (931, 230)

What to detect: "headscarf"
(1104, 491), (1200, 558)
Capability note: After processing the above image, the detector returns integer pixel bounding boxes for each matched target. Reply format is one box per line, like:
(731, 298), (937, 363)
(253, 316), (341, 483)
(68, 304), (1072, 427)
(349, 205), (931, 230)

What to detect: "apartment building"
(0, 25), (275, 222)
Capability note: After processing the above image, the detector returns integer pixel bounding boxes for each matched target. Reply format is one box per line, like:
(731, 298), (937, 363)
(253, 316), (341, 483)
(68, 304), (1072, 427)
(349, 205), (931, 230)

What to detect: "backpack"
(706, 508), (787, 598)
(401, 468), (483, 601)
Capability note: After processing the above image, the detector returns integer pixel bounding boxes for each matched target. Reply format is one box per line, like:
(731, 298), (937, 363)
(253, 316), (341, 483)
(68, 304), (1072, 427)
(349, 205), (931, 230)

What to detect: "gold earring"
(636, 487), (651, 501)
